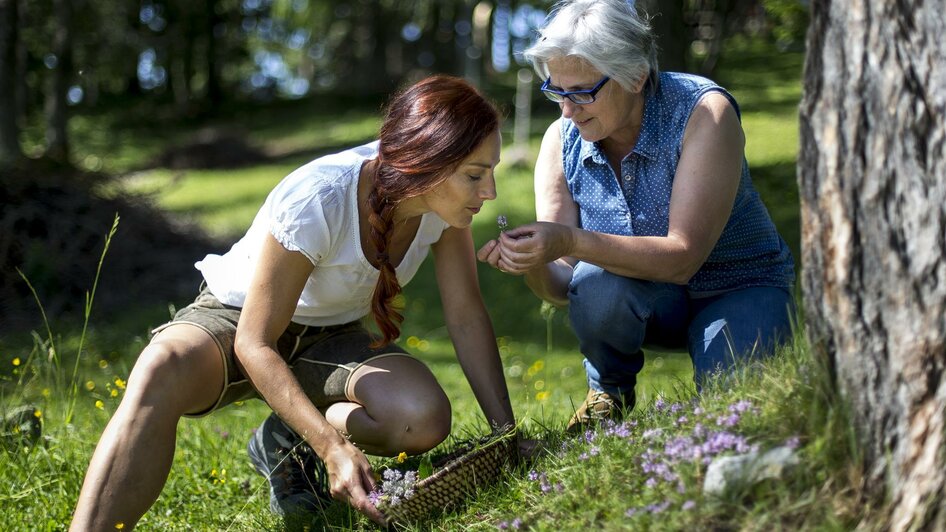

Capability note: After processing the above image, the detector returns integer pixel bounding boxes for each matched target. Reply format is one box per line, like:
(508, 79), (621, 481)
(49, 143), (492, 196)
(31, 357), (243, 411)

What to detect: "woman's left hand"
(493, 222), (574, 274)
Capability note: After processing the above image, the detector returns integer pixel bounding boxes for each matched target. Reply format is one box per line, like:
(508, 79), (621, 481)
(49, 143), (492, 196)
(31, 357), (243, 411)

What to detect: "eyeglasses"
(540, 76), (610, 104)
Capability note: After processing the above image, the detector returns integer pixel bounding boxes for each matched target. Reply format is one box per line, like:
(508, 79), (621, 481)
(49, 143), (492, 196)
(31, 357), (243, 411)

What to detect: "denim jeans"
(567, 262), (795, 395)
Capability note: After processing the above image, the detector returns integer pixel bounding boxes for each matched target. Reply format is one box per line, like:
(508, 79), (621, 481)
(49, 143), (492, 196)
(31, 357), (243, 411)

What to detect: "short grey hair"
(523, 0), (660, 95)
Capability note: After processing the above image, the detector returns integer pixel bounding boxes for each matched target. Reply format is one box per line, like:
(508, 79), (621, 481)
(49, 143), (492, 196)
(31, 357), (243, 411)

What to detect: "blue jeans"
(567, 262), (795, 395)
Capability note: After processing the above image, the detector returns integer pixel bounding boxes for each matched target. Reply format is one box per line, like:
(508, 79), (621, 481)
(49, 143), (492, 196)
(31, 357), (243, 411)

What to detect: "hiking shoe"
(565, 388), (635, 434)
(247, 413), (331, 516)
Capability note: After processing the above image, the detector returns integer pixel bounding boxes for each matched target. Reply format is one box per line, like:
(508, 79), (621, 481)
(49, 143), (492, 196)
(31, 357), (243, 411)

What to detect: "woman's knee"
(569, 267), (644, 338)
(126, 339), (221, 415)
(383, 388), (451, 453)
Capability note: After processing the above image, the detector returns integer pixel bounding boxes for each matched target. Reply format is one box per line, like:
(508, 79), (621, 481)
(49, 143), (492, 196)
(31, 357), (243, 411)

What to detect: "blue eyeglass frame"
(540, 76), (611, 104)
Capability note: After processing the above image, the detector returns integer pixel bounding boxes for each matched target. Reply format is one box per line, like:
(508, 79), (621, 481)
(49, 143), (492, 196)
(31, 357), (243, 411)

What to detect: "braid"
(366, 175), (404, 348)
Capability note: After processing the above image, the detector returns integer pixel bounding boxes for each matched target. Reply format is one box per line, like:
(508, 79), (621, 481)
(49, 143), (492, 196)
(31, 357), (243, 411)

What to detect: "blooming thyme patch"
(491, 393), (806, 529)
(369, 468), (418, 508)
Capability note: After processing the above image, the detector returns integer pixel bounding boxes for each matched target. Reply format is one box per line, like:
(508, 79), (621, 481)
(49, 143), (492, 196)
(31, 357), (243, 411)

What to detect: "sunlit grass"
(0, 36), (859, 531)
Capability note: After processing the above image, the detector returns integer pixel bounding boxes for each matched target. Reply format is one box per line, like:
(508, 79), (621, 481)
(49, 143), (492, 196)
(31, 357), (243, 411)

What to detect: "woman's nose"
(560, 99), (577, 119)
(480, 176), (497, 201)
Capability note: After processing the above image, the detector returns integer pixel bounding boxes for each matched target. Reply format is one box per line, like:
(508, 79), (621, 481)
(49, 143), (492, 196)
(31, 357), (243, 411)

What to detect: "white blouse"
(195, 141), (449, 326)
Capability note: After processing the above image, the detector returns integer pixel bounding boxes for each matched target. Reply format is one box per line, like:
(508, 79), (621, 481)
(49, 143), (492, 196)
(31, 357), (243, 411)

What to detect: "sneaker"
(247, 413), (331, 516)
(565, 388), (635, 434)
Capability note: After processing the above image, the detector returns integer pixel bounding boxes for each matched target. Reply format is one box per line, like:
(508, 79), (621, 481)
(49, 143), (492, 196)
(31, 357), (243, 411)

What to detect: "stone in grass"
(1, 404), (42, 450)
(703, 446), (799, 496)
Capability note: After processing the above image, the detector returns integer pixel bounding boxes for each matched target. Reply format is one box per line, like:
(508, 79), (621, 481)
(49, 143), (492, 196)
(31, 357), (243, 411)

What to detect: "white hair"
(523, 0), (659, 95)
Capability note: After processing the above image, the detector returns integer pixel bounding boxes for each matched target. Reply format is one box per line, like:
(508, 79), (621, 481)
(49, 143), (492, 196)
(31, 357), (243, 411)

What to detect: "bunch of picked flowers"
(369, 468), (419, 508)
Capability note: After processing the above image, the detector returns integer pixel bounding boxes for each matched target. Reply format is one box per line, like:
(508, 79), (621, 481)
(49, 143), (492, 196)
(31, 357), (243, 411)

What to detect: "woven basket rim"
(377, 432), (516, 525)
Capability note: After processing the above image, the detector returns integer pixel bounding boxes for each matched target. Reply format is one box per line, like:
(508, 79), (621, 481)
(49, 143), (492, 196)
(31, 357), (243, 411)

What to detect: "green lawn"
(0, 38), (868, 531)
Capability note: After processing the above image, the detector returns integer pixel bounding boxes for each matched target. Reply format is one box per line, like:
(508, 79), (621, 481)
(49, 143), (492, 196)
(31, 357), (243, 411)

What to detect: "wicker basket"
(377, 433), (517, 526)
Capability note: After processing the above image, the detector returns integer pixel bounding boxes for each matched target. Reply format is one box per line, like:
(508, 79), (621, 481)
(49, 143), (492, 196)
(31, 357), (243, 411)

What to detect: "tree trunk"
(798, 1), (946, 530)
(45, 0), (72, 165)
(0, 0), (21, 167)
(638, 0), (687, 73)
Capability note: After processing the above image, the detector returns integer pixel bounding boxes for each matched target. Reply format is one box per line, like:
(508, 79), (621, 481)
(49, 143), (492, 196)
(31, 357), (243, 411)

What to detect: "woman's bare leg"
(70, 324), (224, 531)
(323, 355), (451, 456)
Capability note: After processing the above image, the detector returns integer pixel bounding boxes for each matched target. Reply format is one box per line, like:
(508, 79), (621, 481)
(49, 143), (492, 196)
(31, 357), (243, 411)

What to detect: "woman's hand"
(485, 222), (574, 274)
(322, 440), (386, 524)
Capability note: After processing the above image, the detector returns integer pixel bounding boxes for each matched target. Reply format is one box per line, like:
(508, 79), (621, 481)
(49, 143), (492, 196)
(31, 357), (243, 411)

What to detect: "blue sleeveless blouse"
(561, 72), (794, 293)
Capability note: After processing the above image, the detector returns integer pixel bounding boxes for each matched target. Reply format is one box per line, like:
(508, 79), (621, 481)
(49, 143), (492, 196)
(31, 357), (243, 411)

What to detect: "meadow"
(1, 38), (870, 530)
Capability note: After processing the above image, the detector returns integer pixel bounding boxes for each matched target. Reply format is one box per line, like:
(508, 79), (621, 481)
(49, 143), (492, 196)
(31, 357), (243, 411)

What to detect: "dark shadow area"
(0, 162), (225, 338)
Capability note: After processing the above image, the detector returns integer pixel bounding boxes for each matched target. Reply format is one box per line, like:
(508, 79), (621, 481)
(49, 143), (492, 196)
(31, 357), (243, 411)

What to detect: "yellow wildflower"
(536, 391), (551, 401)
(85, 380), (95, 391)
(98, 359), (108, 369)
(114, 377), (126, 389)
(95, 400), (104, 410)
(12, 357), (20, 366)
(41, 388), (51, 397)
(115, 522), (124, 530)
(33, 409), (42, 419)
(110, 389), (118, 398)
(397, 452), (408, 463)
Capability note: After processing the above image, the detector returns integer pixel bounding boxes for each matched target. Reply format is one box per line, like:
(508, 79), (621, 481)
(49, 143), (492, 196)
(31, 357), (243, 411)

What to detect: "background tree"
(44, 0), (73, 165)
(798, 1), (945, 530)
(0, 0), (22, 168)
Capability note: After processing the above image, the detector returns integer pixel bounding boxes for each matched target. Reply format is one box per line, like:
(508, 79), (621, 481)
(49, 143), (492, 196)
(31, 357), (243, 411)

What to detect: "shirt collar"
(578, 88), (661, 165)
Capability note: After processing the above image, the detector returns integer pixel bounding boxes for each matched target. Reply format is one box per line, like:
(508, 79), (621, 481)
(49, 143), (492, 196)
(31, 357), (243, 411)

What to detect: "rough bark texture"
(798, 1), (945, 530)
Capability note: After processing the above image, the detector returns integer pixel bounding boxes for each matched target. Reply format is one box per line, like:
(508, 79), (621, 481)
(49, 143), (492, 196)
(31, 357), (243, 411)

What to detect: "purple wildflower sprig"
(368, 468), (418, 508)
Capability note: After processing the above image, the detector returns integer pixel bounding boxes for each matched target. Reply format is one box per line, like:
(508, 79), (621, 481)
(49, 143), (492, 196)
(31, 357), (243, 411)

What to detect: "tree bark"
(798, 1), (946, 530)
(0, 0), (21, 167)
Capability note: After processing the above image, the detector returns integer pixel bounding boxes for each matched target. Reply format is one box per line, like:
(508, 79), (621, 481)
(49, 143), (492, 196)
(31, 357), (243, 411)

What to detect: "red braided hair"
(368, 75), (499, 347)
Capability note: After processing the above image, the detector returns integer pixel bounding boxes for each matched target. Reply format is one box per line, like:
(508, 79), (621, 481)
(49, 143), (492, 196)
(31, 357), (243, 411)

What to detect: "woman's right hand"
(322, 440), (386, 524)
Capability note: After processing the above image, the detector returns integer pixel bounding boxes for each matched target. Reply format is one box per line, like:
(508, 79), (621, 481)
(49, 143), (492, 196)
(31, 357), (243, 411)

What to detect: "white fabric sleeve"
(268, 189), (336, 267)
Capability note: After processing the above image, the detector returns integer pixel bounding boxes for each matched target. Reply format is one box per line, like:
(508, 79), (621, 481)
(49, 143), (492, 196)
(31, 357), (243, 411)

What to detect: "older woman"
(478, 0), (795, 431)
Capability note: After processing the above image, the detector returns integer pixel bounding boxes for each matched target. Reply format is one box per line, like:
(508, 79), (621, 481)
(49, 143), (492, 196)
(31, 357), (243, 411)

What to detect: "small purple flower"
(716, 413), (740, 427)
(675, 415), (689, 426)
(578, 452), (590, 461)
(511, 518), (522, 529)
(625, 508), (639, 518)
(642, 428), (663, 440)
(497, 521), (509, 530)
(670, 403), (683, 414)
(785, 435), (801, 449)
(682, 500), (696, 511)
(646, 500), (671, 514)
(645, 477), (658, 488)
(654, 398), (667, 412)
(692, 406), (704, 416)
(729, 400), (753, 413)
(527, 470), (540, 481)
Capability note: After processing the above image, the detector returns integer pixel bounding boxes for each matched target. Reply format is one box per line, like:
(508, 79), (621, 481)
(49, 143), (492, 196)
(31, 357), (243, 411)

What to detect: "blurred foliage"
(0, 0), (809, 169)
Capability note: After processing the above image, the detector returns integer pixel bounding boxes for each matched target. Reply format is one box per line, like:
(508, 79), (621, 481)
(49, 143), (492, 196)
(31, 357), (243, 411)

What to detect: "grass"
(0, 37), (875, 531)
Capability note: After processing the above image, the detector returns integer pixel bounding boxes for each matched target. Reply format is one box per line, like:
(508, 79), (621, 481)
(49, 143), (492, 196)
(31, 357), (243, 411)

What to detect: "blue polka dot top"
(561, 72), (795, 294)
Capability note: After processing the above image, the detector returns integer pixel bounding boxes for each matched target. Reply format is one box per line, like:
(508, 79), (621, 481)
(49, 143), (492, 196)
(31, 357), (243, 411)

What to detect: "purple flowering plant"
(506, 394), (785, 527)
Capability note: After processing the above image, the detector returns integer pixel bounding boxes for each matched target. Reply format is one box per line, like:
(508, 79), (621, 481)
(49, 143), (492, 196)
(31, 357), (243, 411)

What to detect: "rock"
(703, 446), (799, 496)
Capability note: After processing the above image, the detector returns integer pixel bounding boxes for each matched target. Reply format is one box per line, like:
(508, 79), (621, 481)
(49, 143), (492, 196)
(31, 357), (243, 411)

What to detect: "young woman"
(71, 75), (523, 529)
(478, 0), (795, 431)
